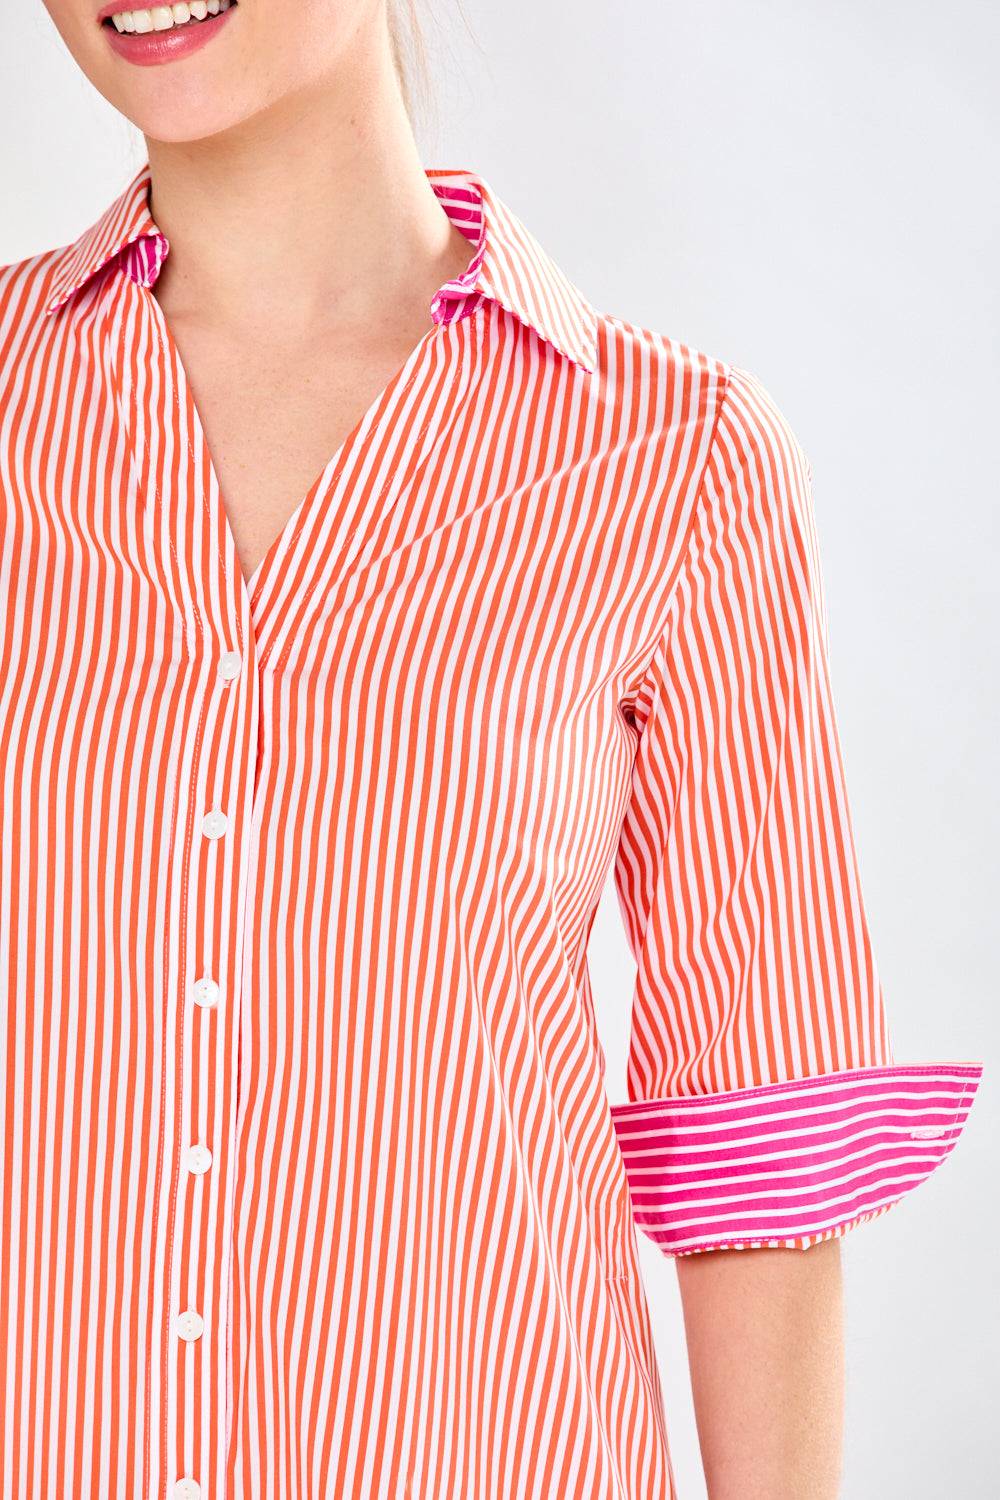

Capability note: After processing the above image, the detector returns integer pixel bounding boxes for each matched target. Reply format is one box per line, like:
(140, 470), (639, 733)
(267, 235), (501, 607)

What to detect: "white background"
(2, 2), (997, 1495)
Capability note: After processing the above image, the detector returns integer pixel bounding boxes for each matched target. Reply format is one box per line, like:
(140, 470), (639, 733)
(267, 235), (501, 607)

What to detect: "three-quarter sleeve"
(610, 364), (981, 1256)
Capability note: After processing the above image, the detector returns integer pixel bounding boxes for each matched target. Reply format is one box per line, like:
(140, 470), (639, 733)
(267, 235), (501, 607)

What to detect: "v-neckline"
(144, 291), (448, 605)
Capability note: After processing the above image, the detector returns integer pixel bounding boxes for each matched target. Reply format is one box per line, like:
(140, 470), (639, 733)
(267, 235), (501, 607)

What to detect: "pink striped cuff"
(609, 1064), (982, 1256)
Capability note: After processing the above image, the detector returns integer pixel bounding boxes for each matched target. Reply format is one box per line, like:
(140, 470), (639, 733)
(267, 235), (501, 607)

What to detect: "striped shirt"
(0, 164), (981, 1500)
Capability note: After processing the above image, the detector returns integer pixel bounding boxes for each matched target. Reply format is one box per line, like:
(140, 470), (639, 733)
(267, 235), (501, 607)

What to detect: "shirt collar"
(43, 165), (169, 320)
(43, 163), (598, 374)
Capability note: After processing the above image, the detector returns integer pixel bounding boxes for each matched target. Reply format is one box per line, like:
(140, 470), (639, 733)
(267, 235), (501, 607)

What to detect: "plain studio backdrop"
(1, 2), (996, 1495)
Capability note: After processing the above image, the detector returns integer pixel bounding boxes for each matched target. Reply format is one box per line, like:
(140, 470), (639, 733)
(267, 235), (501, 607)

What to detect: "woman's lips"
(100, 0), (236, 65)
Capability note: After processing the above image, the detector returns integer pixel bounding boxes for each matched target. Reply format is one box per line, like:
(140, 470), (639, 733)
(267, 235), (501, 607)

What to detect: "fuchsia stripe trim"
(609, 1064), (982, 1254)
(114, 233), (169, 288)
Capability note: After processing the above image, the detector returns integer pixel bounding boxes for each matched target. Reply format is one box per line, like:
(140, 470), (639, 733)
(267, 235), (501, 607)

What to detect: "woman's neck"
(145, 35), (472, 337)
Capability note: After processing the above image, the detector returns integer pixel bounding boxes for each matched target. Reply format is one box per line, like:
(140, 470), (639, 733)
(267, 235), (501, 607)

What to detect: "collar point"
(571, 339), (599, 377)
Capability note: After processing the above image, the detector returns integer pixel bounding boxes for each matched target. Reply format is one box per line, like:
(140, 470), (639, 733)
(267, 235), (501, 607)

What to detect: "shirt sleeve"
(609, 363), (982, 1256)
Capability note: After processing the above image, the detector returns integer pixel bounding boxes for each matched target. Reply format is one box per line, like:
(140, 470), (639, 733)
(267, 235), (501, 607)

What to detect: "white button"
(200, 808), (228, 839)
(175, 1309), (204, 1342)
(173, 1480), (201, 1500)
(192, 976), (220, 1009)
(217, 650), (241, 682)
(910, 1125), (948, 1140)
(184, 1143), (213, 1175)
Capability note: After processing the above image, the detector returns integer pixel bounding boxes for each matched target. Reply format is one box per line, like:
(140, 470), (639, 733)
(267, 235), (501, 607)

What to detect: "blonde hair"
(387, 0), (430, 125)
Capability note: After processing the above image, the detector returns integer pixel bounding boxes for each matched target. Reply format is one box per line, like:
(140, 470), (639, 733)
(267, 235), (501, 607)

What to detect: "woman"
(0, 2), (981, 1497)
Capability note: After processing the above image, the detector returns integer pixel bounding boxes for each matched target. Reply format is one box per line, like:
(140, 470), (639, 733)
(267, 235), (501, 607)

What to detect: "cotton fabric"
(0, 165), (980, 1500)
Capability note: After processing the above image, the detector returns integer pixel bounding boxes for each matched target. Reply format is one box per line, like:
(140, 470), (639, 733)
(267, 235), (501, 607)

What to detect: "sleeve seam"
(609, 1061), (984, 1118)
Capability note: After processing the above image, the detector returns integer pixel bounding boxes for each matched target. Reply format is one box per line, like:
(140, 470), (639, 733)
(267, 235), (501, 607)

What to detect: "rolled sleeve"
(611, 364), (982, 1254)
(610, 1064), (981, 1254)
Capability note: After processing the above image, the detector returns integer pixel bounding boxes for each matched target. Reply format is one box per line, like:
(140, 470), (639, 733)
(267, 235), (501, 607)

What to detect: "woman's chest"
(161, 313), (435, 586)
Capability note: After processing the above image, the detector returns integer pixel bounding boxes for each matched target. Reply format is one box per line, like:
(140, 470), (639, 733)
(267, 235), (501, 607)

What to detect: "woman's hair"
(387, 0), (429, 123)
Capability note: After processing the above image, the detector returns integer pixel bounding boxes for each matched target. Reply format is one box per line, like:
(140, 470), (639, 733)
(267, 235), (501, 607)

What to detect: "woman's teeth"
(108, 0), (230, 33)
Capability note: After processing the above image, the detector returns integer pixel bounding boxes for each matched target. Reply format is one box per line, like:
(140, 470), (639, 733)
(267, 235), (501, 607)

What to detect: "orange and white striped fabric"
(0, 164), (980, 1500)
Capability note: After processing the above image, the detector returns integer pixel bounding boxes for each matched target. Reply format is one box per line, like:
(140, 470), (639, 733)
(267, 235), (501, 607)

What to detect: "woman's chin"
(97, 71), (272, 147)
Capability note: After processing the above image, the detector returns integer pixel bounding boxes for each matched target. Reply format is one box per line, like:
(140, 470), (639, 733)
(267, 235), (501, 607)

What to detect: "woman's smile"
(99, 0), (236, 63)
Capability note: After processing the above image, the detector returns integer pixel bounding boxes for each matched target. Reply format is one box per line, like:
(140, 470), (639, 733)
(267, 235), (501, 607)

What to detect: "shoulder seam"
(658, 358), (735, 625)
(625, 359), (734, 711)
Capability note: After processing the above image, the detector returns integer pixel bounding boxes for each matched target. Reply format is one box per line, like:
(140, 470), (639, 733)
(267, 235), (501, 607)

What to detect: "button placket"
(175, 640), (245, 1499)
